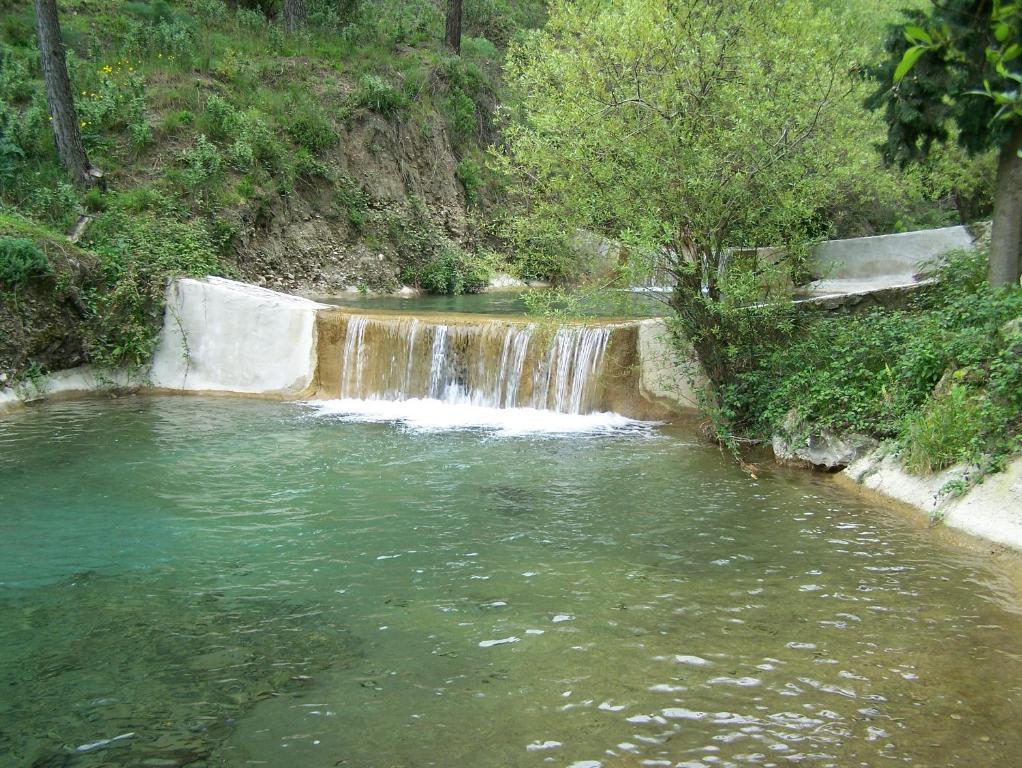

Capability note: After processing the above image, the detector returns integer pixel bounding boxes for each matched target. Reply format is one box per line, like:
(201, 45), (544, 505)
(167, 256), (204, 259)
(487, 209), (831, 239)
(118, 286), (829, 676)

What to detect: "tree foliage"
(501, 0), (887, 390)
(867, 0), (1022, 286)
(502, 0), (878, 300)
(866, 0), (1018, 161)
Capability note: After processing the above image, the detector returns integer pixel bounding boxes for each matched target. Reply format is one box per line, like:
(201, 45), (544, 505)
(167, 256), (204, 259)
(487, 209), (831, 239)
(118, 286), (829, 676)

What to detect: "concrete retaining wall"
(843, 451), (1022, 551)
(636, 319), (707, 412)
(149, 277), (326, 397)
(811, 225), (976, 281)
(0, 367), (139, 417)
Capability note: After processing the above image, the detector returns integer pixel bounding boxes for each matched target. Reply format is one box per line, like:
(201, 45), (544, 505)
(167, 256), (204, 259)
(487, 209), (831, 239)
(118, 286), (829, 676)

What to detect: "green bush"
(903, 384), (987, 474)
(292, 147), (329, 184)
(285, 103), (338, 154)
(335, 174), (369, 229)
(123, 0), (176, 25)
(177, 134), (224, 206)
(463, 0), (546, 47)
(226, 110), (282, 172)
(83, 211), (223, 367)
(456, 157), (484, 205)
(0, 106), (25, 189)
(444, 86), (477, 145)
(0, 235), (50, 288)
(720, 249), (1022, 474)
(350, 74), (408, 117)
(201, 94), (241, 140)
(406, 243), (490, 295)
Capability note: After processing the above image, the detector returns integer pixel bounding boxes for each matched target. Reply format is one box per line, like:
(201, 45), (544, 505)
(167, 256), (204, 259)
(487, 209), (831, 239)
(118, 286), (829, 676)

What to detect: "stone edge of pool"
(3, 275), (1020, 556)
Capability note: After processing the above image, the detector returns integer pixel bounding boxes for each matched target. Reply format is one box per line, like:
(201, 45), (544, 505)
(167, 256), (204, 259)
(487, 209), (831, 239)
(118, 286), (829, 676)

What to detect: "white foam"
(479, 637), (519, 648)
(672, 654), (711, 666)
(308, 398), (654, 436)
(526, 741), (562, 752)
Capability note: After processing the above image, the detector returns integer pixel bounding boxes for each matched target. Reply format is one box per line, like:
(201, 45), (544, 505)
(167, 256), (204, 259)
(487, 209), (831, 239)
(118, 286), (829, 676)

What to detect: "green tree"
(501, 0), (879, 389)
(868, 0), (1022, 286)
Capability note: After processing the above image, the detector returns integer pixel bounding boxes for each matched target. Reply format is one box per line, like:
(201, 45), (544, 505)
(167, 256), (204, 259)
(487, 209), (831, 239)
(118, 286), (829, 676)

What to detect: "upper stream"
(2, 395), (1022, 767)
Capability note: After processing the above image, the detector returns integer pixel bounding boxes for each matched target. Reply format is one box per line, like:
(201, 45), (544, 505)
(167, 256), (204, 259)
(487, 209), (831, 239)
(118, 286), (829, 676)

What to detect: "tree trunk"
(445, 0), (462, 54)
(989, 123), (1022, 287)
(34, 0), (94, 188)
(283, 0), (306, 33)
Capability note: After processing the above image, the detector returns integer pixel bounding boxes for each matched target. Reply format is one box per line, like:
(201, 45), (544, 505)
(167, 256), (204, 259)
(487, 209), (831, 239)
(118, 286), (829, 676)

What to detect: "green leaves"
(904, 25), (933, 46)
(893, 24), (945, 82)
(893, 45), (926, 82)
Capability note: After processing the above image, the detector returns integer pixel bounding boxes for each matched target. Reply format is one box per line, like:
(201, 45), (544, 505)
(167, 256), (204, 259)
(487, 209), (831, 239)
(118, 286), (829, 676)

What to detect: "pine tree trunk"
(283, 0), (306, 33)
(445, 0), (462, 54)
(34, 0), (94, 187)
(988, 124), (1022, 287)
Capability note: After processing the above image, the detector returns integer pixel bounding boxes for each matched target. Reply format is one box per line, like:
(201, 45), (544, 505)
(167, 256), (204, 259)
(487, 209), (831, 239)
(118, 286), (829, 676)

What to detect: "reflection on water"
(1, 397), (1021, 767)
(315, 289), (667, 318)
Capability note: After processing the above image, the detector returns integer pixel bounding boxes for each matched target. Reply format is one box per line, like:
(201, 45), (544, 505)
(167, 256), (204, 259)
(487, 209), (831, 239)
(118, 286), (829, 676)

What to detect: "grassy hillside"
(0, 0), (542, 378)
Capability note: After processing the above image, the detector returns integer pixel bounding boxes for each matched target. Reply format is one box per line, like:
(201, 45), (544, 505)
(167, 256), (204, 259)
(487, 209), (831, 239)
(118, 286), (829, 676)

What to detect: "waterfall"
(335, 315), (613, 414)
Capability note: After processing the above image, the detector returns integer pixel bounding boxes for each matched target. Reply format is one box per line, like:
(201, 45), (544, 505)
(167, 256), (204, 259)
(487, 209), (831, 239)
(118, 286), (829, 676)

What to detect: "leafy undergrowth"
(719, 250), (1022, 476)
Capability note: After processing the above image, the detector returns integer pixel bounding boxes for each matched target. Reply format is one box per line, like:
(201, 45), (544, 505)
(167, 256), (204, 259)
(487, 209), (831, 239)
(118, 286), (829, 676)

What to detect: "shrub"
(335, 174), (369, 229)
(202, 94), (242, 140)
(178, 134), (224, 204)
(456, 157), (484, 205)
(159, 109), (194, 136)
(285, 103), (338, 154)
(0, 236), (50, 288)
(406, 243), (490, 295)
(718, 249), (1022, 475)
(350, 74), (408, 117)
(0, 106), (25, 190)
(461, 35), (499, 61)
(463, 0), (546, 47)
(444, 86), (476, 145)
(292, 147), (329, 185)
(83, 211), (223, 367)
(24, 181), (81, 230)
(903, 385), (987, 474)
(76, 65), (147, 141)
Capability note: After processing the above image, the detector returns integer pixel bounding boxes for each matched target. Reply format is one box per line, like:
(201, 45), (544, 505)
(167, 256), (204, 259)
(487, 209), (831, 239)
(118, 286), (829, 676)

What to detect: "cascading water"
(334, 315), (613, 415)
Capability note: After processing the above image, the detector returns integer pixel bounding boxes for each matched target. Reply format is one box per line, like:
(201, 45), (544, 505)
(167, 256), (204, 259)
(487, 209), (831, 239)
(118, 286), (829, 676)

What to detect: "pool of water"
(314, 290), (668, 318)
(2, 397), (1022, 767)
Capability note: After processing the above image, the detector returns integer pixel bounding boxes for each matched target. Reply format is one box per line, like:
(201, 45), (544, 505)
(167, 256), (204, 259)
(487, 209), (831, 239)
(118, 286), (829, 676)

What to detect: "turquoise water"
(2, 397), (1022, 767)
(315, 290), (667, 317)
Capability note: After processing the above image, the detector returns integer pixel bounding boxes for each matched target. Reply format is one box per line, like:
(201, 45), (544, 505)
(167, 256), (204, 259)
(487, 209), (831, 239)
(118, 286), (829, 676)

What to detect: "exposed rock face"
(232, 113), (468, 296)
(0, 242), (98, 384)
(772, 430), (879, 470)
(772, 411), (878, 470)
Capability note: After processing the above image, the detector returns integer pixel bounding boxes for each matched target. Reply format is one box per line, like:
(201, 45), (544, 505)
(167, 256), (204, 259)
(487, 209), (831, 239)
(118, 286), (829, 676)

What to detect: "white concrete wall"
(0, 367), (139, 417)
(844, 451), (1022, 551)
(636, 319), (707, 412)
(811, 225), (976, 281)
(149, 277), (326, 396)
